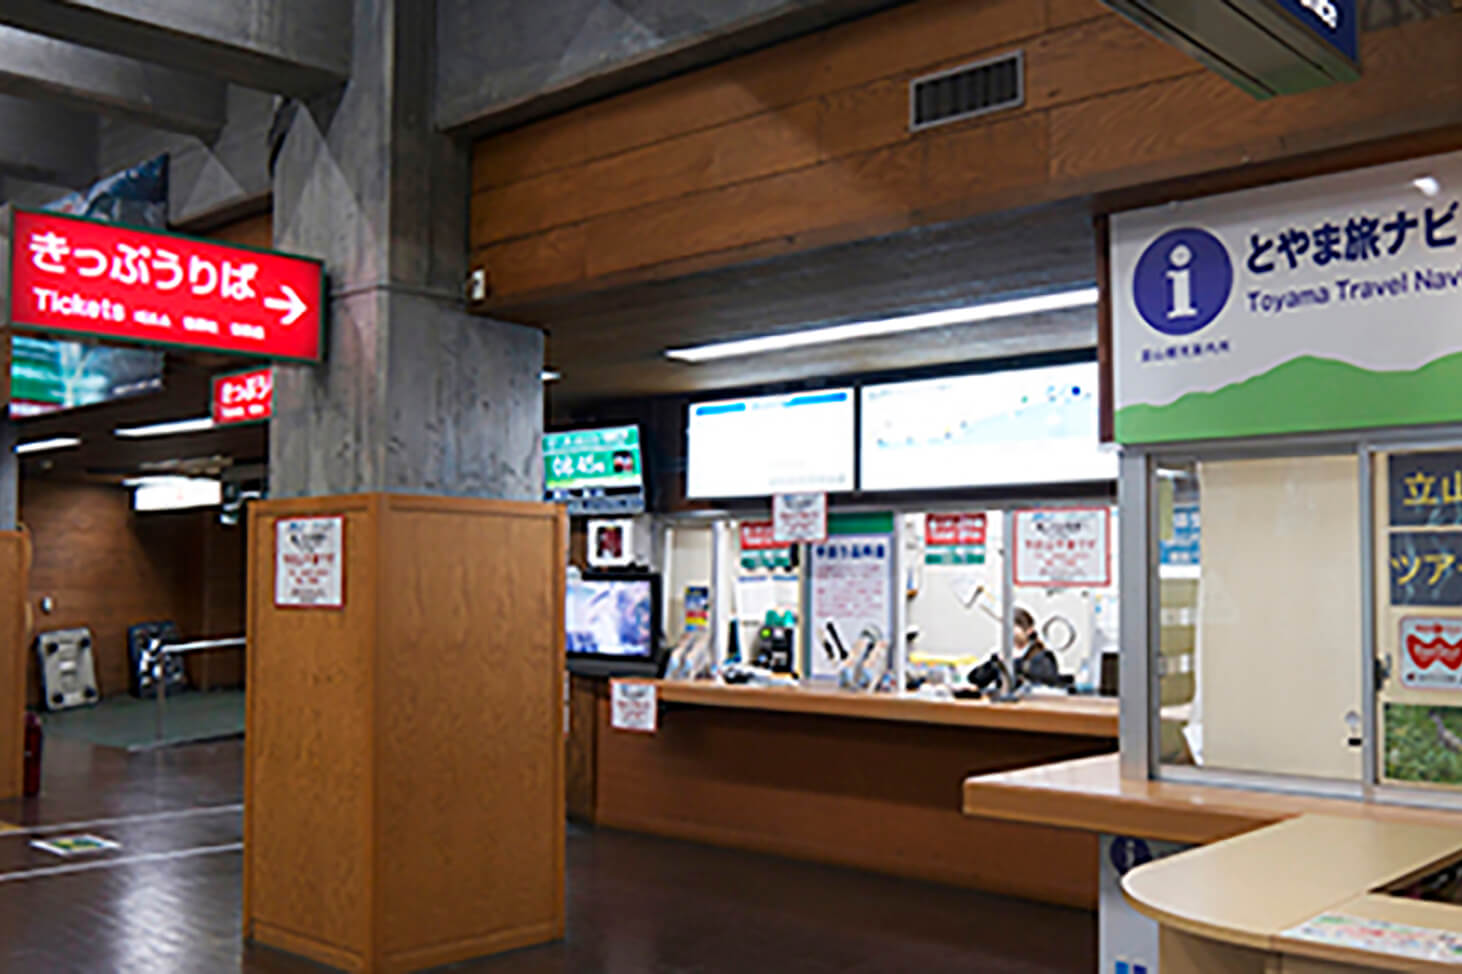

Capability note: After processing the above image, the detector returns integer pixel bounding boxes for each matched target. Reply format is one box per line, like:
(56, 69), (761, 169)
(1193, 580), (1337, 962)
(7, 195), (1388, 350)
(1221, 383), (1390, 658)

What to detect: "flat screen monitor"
(686, 389), (854, 498)
(9, 335), (163, 419)
(544, 424), (646, 516)
(859, 362), (1117, 492)
(565, 571), (661, 666)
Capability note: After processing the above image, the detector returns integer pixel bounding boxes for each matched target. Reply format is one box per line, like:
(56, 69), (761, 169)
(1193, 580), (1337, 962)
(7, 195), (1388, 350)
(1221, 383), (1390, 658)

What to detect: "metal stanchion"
(146, 636), (248, 746)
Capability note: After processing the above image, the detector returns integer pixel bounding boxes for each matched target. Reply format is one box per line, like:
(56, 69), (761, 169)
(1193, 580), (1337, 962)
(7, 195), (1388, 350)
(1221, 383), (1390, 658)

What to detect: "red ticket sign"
(212, 367), (274, 425)
(926, 513), (987, 547)
(739, 521), (781, 551)
(10, 209), (324, 362)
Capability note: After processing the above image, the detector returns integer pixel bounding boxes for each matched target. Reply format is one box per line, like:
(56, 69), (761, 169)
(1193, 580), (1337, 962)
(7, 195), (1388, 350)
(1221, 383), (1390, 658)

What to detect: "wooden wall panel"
(0, 532), (29, 799)
(377, 496), (565, 969)
(246, 494), (565, 973)
(594, 700), (1113, 909)
(471, 3), (1462, 306)
(245, 495), (377, 971)
(18, 481), (247, 702)
(565, 675), (598, 822)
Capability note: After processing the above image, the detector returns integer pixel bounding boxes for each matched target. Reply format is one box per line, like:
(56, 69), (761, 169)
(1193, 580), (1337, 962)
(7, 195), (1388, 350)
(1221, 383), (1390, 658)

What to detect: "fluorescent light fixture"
(114, 416), (215, 439)
(129, 476), (222, 512)
(541, 369), (562, 382)
(664, 287), (1100, 363)
(1414, 176), (1442, 198)
(14, 436), (81, 455)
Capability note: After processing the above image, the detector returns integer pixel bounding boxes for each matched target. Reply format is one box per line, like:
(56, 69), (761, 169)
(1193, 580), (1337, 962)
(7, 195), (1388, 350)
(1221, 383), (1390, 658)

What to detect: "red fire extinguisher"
(22, 713), (42, 797)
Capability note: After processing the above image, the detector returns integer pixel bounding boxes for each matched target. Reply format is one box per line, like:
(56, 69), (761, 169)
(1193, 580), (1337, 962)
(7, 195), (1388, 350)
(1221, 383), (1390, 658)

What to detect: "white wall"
(1196, 455), (1362, 781)
(664, 523), (712, 642)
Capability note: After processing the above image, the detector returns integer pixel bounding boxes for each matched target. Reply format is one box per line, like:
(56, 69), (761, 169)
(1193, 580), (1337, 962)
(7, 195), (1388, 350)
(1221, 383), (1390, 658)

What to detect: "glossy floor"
(0, 736), (1095, 972)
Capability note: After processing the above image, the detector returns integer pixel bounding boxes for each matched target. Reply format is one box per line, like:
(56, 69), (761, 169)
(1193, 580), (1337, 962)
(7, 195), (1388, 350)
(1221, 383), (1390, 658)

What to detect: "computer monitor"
(565, 570), (662, 676)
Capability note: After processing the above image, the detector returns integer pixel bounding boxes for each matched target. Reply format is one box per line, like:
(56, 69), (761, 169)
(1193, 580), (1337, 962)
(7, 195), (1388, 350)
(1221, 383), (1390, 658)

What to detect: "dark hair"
(1014, 608), (1044, 652)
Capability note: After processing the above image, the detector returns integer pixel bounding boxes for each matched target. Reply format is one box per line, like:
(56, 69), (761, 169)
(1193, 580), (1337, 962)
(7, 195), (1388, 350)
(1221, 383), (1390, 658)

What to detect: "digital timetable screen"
(859, 362), (1116, 492)
(686, 389), (855, 498)
(543, 425), (646, 515)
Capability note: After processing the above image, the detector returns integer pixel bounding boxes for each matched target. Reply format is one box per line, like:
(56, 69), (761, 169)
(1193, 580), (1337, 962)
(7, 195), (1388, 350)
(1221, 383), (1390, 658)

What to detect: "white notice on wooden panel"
(275, 515), (345, 609)
(610, 681), (657, 733)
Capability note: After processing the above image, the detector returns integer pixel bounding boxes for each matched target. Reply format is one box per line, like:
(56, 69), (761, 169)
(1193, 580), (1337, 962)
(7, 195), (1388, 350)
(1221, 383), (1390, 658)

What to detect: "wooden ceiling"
(509, 198), (1101, 418)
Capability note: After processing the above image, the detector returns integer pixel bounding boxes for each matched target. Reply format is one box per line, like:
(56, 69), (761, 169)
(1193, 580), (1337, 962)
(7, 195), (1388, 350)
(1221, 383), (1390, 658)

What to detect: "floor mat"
(38, 691), (245, 752)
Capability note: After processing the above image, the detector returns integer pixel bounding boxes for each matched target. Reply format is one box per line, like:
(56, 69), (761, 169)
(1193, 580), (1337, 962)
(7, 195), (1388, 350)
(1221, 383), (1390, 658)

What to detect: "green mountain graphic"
(1116, 351), (1462, 442)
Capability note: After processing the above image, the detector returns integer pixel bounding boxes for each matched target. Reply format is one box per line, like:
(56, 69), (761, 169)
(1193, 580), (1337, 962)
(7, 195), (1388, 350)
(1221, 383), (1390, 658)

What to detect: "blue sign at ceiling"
(1268, 0), (1358, 64)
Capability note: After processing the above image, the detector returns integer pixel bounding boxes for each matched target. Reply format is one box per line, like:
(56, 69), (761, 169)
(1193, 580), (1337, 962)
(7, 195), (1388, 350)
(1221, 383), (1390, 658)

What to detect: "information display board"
(687, 389), (854, 498)
(212, 366), (273, 425)
(543, 425), (645, 515)
(860, 363), (1115, 492)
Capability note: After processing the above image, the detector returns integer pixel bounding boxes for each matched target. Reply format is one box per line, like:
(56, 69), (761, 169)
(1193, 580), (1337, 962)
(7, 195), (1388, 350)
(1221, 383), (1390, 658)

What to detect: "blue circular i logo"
(1133, 227), (1233, 336)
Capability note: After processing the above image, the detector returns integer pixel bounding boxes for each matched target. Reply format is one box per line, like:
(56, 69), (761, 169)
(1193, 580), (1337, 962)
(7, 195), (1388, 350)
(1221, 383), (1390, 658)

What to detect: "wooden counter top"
(621, 680), (1119, 738)
(963, 753), (1462, 845)
(1123, 814), (1462, 971)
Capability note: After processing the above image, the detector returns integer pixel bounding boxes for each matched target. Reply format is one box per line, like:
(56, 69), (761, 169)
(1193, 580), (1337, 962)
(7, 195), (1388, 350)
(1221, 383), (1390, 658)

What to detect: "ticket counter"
(571, 676), (1118, 907)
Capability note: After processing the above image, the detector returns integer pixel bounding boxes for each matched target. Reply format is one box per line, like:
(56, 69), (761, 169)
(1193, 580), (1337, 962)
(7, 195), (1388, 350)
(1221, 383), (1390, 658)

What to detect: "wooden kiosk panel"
(245, 494), (566, 974)
(0, 531), (29, 800)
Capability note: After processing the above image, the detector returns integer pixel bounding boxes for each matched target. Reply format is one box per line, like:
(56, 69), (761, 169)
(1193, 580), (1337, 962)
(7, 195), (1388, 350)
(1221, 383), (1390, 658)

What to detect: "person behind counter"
(1013, 608), (1062, 687)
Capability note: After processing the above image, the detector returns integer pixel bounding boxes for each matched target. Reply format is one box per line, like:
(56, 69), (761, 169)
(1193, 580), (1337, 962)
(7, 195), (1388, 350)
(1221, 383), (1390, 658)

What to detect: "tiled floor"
(0, 736), (1095, 973)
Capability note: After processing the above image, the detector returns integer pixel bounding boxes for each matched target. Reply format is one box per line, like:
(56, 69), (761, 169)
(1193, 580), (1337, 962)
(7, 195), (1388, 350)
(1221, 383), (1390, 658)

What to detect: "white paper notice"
(275, 516), (345, 609)
(773, 492), (827, 544)
(610, 681), (657, 733)
(1013, 507), (1111, 588)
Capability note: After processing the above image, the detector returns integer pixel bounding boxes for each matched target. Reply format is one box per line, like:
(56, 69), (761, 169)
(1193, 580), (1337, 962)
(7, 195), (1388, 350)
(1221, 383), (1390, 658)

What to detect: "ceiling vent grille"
(909, 51), (1024, 132)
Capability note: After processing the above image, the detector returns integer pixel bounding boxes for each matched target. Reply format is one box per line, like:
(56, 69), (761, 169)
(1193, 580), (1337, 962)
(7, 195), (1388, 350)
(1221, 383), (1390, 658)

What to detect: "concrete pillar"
(269, 0), (542, 500)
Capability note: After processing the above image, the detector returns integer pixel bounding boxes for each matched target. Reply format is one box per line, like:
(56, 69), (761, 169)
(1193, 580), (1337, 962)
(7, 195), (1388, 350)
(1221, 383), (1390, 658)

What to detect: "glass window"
(1157, 454), (1364, 782)
(1374, 448), (1462, 793)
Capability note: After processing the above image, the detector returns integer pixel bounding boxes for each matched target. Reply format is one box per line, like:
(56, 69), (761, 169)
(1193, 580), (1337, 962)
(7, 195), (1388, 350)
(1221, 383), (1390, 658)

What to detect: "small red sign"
(212, 366), (274, 426)
(10, 209), (324, 362)
(739, 521), (783, 551)
(926, 513), (987, 547)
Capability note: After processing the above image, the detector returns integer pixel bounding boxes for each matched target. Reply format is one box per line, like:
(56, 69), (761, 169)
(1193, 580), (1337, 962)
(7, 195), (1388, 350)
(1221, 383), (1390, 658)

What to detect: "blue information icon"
(1132, 227), (1233, 337)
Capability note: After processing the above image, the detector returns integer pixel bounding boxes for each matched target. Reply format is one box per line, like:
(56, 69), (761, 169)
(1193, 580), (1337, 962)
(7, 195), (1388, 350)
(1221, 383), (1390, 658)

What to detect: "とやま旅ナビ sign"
(1110, 149), (1462, 444)
(10, 209), (324, 362)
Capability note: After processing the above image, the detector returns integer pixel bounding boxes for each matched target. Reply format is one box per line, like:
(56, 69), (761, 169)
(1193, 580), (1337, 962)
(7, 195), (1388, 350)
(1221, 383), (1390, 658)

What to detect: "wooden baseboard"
(250, 920), (365, 973)
(383, 921), (563, 973)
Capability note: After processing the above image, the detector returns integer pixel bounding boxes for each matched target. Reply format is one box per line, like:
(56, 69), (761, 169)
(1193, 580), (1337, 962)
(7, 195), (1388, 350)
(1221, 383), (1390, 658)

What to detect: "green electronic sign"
(543, 426), (644, 513)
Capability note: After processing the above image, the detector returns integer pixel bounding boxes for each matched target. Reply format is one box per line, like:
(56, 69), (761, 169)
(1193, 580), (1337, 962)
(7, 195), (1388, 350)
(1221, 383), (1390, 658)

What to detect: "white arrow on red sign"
(264, 284), (308, 326)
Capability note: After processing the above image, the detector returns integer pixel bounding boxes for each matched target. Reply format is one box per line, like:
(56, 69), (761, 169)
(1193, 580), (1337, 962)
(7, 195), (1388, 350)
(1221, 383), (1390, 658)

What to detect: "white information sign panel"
(275, 515), (345, 609)
(808, 534), (895, 681)
(610, 680), (658, 733)
(1111, 148), (1462, 444)
(1399, 616), (1462, 691)
(1013, 508), (1111, 588)
(773, 492), (827, 544)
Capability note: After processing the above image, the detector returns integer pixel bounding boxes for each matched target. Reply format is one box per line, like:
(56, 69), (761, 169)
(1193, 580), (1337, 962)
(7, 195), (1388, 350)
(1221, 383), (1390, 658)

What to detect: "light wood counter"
(622, 679), (1120, 738)
(1122, 814), (1462, 972)
(963, 753), (1462, 845)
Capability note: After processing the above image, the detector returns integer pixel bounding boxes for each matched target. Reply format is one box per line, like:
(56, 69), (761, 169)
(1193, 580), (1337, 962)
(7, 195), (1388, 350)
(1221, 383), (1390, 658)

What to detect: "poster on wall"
(807, 535), (894, 681)
(1013, 508), (1111, 588)
(684, 586), (709, 632)
(1160, 501), (1201, 567)
(1389, 532), (1462, 607)
(1384, 703), (1462, 786)
(275, 516), (344, 609)
(924, 513), (987, 566)
(1398, 617), (1462, 690)
(1389, 451), (1462, 527)
(1111, 149), (1462, 444)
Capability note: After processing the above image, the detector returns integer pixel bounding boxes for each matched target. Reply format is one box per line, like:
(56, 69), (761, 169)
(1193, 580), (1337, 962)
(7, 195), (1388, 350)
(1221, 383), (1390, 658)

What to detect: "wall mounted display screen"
(565, 572), (660, 660)
(10, 335), (164, 418)
(687, 389), (854, 498)
(860, 362), (1116, 492)
(543, 425), (646, 516)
